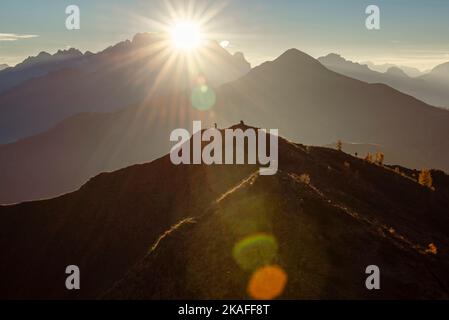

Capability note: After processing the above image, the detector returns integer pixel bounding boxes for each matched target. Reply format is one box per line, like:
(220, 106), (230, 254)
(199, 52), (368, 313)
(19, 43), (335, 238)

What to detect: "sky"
(1, 0), (449, 70)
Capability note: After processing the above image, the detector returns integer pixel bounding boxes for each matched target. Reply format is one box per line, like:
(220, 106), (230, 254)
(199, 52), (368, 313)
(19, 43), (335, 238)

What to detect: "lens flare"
(233, 234), (278, 271)
(191, 84), (216, 110)
(248, 265), (287, 300)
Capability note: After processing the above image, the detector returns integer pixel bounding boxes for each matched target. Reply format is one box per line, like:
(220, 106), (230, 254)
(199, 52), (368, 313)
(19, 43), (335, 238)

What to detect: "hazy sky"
(1, 0), (449, 70)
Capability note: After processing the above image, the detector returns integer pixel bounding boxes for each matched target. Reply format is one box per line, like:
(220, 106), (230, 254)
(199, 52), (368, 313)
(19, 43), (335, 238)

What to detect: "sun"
(170, 20), (202, 50)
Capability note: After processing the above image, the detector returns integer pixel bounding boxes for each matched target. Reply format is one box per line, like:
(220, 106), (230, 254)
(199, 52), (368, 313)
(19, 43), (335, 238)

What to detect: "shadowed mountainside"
(0, 95), (211, 204)
(1, 125), (449, 299)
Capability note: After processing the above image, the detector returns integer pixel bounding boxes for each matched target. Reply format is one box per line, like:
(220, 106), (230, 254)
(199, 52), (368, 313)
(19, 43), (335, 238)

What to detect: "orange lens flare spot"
(248, 265), (287, 300)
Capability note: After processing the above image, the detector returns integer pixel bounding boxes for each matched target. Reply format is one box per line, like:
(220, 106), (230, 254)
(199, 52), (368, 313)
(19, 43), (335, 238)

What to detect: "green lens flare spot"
(233, 234), (278, 271)
(191, 85), (216, 110)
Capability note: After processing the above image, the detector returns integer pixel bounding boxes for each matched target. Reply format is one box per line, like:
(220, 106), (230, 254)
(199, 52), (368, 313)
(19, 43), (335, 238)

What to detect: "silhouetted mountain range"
(364, 61), (425, 77)
(0, 48), (87, 94)
(1, 48), (449, 204)
(0, 64), (9, 71)
(0, 33), (250, 143)
(425, 62), (449, 82)
(318, 53), (449, 108)
(1, 125), (448, 299)
(216, 49), (449, 169)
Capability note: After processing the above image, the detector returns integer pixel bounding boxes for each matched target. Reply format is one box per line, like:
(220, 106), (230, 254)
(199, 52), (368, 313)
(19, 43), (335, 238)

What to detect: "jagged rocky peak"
(54, 48), (83, 57)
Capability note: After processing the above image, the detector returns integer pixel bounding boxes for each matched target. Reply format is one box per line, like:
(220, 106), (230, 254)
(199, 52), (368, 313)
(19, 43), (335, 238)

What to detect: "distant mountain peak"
(35, 51), (52, 59)
(55, 48), (83, 57)
(233, 51), (246, 61)
(18, 52), (52, 67)
(386, 66), (408, 77)
(131, 32), (159, 46)
(17, 49), (84, 69)
(278, 48), (313, 59)
(37, 51), (51, 56)
(232, 51), (251, 69)
(430, 62), (449, 78)
(274, 48), (323, 69)
(322, 53), (346, 62)
(318, 53), (372, 72)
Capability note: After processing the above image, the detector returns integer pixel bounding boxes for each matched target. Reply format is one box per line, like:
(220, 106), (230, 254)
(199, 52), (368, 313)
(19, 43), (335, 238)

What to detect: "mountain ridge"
(1, 124), (448, 299)
(0, 48), (87, 94)
(318, 53), (449, 108)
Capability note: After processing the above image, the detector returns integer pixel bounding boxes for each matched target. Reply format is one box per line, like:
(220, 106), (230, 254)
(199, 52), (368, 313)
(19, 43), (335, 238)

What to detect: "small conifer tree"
(375, 152), (385, 165)
(336, 140), (343, 152)
(299, 174), (311, 185)
(418, 169), (433, 189)
(365, 152), (373, 163)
